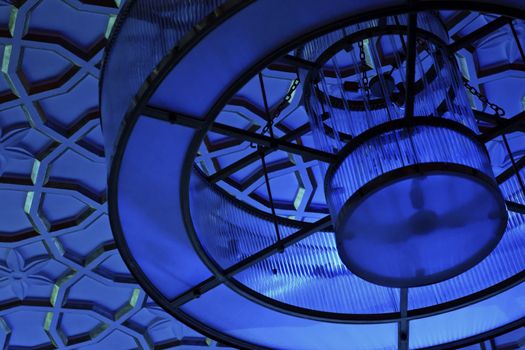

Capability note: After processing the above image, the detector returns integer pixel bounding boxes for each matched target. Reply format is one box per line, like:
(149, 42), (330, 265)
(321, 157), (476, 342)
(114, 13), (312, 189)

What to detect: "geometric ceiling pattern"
(0, 1), (524, 349)
(0, 0), (230, 348)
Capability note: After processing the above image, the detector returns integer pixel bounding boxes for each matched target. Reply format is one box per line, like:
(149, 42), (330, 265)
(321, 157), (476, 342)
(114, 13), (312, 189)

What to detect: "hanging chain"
(416, 37), (505, 117)
(358, 40), (370, 98)
(463, 78), (505, 116)
(251, 77), (300, 148)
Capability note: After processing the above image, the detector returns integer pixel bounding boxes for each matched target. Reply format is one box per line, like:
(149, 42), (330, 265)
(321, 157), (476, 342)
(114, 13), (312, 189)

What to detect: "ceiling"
(0, 1), (525, 349)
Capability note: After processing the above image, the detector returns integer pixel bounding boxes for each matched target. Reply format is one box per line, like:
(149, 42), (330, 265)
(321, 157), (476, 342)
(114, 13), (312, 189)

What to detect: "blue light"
(303, 12), (507, 286)
(100, 1), (525, 349)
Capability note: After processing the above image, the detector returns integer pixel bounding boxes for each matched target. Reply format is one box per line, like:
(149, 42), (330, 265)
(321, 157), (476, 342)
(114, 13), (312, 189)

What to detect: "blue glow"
(339, 172), (505, 286)
(303, 12), (506, 287)
(181, 284), (398, 350)
(410, 281), (525, 348)
(119, 116), (212, 298)
(100, 0), (525, 348)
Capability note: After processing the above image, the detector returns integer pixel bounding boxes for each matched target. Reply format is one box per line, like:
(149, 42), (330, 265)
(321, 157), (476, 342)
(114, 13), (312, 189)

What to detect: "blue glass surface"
(234, 231), (400, 314)
(327, 126), (493, 216)
(101, 0), (226, 158)
(408, 210), (525, 309)
(118, 116), (212, 299)
(338, 172), (505, 286)
(410, 281), (525, 348)
(181, 284), (398, 350)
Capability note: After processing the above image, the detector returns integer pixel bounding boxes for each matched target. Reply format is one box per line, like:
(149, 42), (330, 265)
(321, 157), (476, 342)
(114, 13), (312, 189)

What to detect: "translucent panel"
(189, 170), (300, 269)
(235, 231), (400, 314)
(409, 211), (525, 309)
(337, 172), (506, 287)
(118, 117), (212, 299)
(302, 12), (478, 155)
(181, 285), (398, 350)
(410, 282), (525, 348)
(327, 126), (493, 216)
(101, 0), (226, 158)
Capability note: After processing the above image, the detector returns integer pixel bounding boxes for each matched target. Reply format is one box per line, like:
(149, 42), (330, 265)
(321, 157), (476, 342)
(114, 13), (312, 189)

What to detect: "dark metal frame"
(104, 1), (525, 349)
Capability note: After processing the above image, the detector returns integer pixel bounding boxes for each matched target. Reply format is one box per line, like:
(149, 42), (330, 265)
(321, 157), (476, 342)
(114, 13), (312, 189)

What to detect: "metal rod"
(502, 134), (525, 197)
(259, 146), (282, 242)
(497, 156), (525, 184)
(170, 216), (332, 306)
(405, 11), (418, 120)
(509, 19), (525, 63)
(207, 120), (315, 183)
(209, 150), (264, 183)
(507, 200), (525, 215)
(399, 288), (409, 350)
(142, 106), (334, 163)
(275, 54), (317, 70)
(448, 16), (508, 52)
(258, 72), (275, 138)
(479, 111), (525, 143)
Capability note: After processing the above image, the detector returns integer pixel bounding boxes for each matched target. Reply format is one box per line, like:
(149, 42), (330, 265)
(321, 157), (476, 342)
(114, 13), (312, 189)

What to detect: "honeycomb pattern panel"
(0, 1), (231, 349)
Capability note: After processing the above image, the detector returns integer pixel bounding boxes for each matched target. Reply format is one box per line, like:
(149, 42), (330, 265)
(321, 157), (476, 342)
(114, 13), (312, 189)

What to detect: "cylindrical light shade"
(303, 12), (507, 287)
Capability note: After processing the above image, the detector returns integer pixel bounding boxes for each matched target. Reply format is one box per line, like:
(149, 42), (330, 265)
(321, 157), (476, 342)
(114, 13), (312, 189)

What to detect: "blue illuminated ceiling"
(0, 1), (525, 350)
(0, 1), (230, 348)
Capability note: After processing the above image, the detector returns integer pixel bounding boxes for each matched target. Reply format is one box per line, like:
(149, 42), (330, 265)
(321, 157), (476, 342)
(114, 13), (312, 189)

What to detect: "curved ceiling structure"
(1, 0), (525, 349)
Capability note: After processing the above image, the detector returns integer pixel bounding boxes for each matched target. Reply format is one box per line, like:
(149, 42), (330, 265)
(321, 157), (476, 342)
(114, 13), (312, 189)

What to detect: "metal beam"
(208, 118), (317, 183)
(208, 150), (262, 183)
(143, 105), (334, 163)
(479, 111), (525, 143)
(510, 20), (525, 63)
(170, 216), (332, 307)
(473, 110), (505, 126)
(497, 156), (525, 184)
(507, 201), (525, 215)
(275, 54), (317, 70)
(448, 16), (508, 52)
(398, 288), (409, 350)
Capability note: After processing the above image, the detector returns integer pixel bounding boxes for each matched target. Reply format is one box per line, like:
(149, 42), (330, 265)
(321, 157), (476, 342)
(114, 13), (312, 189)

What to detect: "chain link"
(416, 38), (505, 117)
(250, 77), (300, 148)
(463, 78), (505, 116)
(358, 41), (370, 98)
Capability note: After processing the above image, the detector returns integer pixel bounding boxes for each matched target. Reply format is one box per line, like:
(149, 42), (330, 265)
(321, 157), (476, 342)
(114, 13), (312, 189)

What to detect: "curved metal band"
(105, 1), (525, 349)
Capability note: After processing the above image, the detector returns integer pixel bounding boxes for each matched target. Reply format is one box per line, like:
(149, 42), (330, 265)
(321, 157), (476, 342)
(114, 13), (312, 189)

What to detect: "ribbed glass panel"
(408, 212), (525, 309)
(189, 163), (519, 314)
(189, 169), (300, 269)
(410, 282), (525, 348)
(101, 0), (226, 159)
(302, 12), (478, 154)
(327, 126), (492, 216)
(234, 231), (400, 314)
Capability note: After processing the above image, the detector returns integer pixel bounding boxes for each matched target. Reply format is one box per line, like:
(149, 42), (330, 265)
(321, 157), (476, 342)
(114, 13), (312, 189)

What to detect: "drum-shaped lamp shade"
(303, 12), (508, 287)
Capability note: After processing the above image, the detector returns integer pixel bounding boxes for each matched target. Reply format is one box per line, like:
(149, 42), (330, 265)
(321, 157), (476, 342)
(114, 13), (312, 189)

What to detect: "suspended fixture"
(101, 1), (525, 349)
(301, 12), (507, 287)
